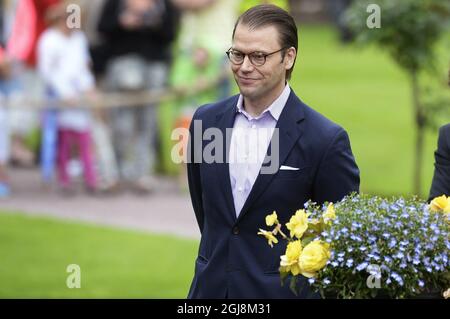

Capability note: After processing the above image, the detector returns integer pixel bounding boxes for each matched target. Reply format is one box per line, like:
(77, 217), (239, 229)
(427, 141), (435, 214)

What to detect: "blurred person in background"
(0, 0), (59, 195)
(98, 0), (179, 194)
(70, 0), (120, 193)
(0, 47), (11, 198)
(159, 0), (239, 177)
(37, 2), (97, 194)
(4, 0), (60, 172)
(326, 0), (354, 43)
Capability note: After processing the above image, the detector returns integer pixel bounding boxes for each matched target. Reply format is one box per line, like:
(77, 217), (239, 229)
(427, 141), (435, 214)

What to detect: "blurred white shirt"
(37, 28), (94, 132)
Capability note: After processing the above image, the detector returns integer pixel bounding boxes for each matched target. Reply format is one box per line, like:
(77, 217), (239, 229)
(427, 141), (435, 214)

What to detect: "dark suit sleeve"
(187, 109), (205, 234)
(429, 125), (450, 200)
(313, 128), (360, 204)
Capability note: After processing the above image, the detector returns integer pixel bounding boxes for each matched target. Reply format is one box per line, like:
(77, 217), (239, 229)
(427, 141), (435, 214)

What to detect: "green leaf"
(289, 276), (298, 296)
(301, 236), (315, 247)
(280, 270), (289, 287)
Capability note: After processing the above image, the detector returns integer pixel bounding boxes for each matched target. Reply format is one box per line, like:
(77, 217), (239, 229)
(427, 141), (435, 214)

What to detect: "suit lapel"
(215, 96), (239, 221)
(235, 91), (306, 224)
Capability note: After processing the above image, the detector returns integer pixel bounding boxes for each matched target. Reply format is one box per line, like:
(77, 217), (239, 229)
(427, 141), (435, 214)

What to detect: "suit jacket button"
(232, 226), (239, 235)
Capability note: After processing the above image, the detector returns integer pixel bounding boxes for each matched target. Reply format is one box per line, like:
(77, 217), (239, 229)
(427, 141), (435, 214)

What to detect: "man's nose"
(240, 55), (254, 72)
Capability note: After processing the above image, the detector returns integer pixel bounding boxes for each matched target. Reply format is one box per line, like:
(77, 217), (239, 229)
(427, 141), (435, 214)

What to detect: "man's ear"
(284, 47), (297, 70)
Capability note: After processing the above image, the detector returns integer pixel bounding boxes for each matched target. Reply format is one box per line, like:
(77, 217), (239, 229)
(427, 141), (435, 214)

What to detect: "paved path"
(0, 167), (200, 239)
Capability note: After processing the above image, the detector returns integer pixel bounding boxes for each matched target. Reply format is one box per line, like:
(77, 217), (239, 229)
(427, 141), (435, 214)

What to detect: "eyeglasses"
(226, 47), (287, 66)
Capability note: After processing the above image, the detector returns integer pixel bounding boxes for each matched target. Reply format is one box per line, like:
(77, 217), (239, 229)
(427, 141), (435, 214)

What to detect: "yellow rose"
(430, 195), (450, 213)
(265, 211), (279, 227)
(298, 240), (331, 278)
(257, 229), (278, 248)
(286, 209), (310, 239)
(323, 203), (336, 224)
(280, 240), (303, 275)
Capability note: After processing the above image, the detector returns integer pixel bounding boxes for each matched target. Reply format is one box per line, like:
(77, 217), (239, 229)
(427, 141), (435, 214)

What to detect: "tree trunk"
(411, 70), (425, 196)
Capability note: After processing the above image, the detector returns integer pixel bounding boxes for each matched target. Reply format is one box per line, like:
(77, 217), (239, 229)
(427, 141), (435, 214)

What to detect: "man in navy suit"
(186, 4), (360, 298)
(429, 123), (450, 200)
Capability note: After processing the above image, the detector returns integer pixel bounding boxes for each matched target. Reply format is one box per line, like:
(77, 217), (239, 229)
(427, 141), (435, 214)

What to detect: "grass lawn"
(288, 26), (449, 197)
(0, 212), (198, 298)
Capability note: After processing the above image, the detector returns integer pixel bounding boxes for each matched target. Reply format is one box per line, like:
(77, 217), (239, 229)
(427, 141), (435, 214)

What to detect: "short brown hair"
(232, 4), (298, 80)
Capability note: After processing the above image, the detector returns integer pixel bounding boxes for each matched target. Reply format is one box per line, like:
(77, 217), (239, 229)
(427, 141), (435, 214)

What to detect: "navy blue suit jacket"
(187, 90), (360, 298)
(429, 123), (450, 200)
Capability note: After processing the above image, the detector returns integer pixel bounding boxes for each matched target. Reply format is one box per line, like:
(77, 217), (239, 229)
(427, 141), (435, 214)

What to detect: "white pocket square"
(279, 165), (300, 171)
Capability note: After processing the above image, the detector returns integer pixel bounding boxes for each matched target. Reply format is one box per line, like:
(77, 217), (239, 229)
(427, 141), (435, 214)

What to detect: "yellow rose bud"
(286, 209), (310, 239)
(298, 240), (331, 278)
(265, 211), (279, 227)
(323, 203), (336, 224)
(280, 240), (302, 276)
(257, 229), (278, 248)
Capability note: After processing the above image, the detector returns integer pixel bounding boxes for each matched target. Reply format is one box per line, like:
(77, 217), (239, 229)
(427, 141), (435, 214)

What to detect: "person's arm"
(429, 125), (450, 200)
(187, 109), (205, 234)
(313, 128), (360, 204)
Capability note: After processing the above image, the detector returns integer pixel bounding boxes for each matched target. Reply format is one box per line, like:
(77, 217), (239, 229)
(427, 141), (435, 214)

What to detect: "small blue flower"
(388, 239), (397, 248)
(356, 262), (369, 271)
(394, 252), (404, 259)
(368, 235), (377, 243)
(346, 259), (354, 267)
(399, 240), (409, 246)
(391, 272), (404, 286)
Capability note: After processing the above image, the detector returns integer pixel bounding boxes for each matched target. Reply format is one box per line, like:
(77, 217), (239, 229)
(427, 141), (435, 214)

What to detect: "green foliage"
(345, 0), (450, 73)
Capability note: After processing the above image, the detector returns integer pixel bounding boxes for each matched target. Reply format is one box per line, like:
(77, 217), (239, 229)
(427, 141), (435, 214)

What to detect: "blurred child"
(37, 2), (97, 193)
(0, 48), (12, 198)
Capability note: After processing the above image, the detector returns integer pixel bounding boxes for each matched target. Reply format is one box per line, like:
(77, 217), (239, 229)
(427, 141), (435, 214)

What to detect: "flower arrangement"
(257, 193), (450, 299)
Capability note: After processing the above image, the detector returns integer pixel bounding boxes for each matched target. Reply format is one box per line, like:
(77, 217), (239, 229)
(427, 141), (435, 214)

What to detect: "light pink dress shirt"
(229, 84), (291, 216)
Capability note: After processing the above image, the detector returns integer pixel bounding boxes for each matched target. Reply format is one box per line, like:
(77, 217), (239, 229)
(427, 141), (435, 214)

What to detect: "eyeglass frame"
(226, 47), (288, 66)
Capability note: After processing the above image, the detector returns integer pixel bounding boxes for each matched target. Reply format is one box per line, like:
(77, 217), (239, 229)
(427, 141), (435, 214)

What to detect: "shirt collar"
(236, 84), (291, 121)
